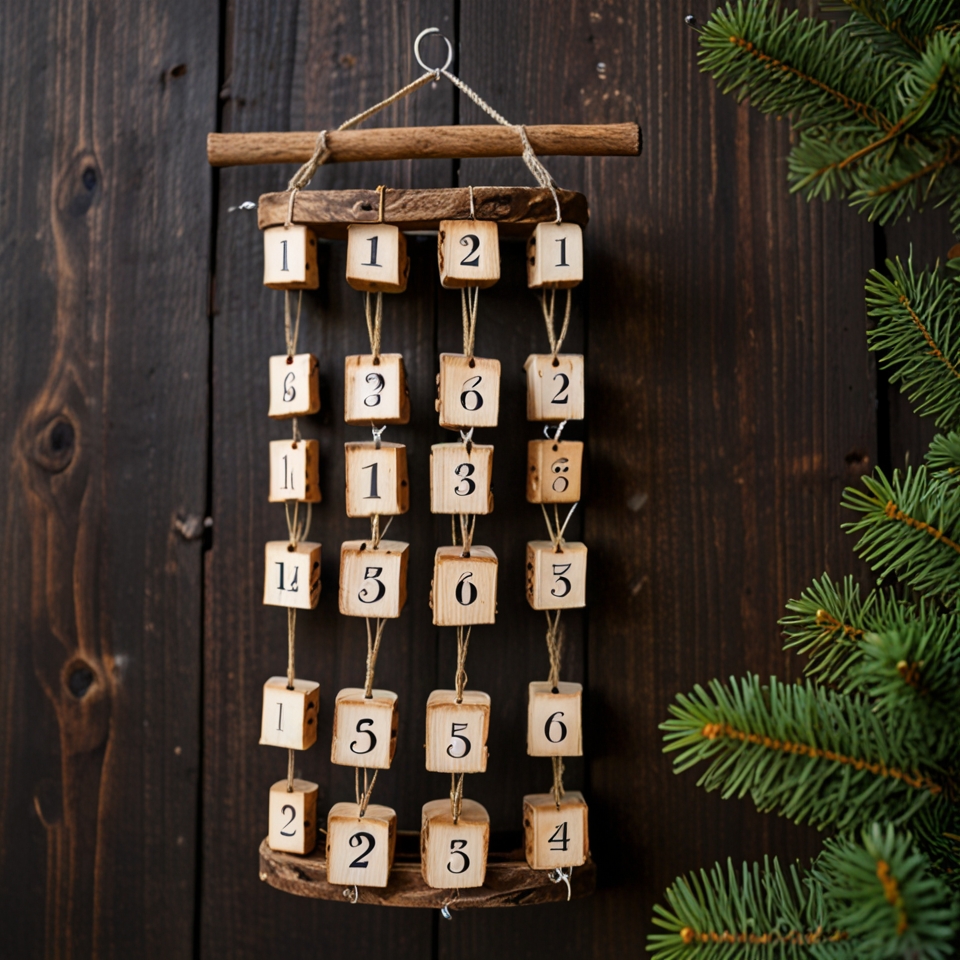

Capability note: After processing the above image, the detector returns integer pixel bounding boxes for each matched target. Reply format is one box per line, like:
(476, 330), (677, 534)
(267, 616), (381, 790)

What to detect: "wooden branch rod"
(207, 123), (640, 168)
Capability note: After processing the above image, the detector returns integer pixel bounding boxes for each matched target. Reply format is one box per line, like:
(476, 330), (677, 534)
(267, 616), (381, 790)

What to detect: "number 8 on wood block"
(326, 802), (397, 888)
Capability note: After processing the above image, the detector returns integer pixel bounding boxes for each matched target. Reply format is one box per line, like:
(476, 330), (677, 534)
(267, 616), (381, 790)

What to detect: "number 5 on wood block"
(522, 792), (589, 870)
(424, 690), (491, 773)
(330, 688), (398, 770)
(344, 442), (409, 517)
(527, 681), (582, 757)
(326, 802), (397, 888)
(268, 779), (318, 854)
(263, 541), (322, 609)
(421, 798), (490, 889)
(525, 541), (587, 610)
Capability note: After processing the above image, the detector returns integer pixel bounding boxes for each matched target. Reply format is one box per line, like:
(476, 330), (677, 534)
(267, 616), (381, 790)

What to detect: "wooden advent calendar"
(207, 28), (640, 912)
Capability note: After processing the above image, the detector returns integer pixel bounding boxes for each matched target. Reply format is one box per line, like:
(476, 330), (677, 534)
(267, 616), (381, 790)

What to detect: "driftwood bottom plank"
(258, 837), (596, 908)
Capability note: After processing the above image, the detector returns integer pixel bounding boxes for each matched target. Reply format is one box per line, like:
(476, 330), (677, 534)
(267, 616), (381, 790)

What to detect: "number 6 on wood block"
(421, 798), (490, 889)
(430, 546), (498, 625)
(525, 541), (587, 610)
(268, 779), (318, 854)
(527, 681), (582, 756)
(436, 354), (501, 429)
(268, 354), (320, 419)
(326, 802), (397, 888)
(330, 688), (398, 769)
(263, 541), (322, 609)
(522, 792), (589, 871)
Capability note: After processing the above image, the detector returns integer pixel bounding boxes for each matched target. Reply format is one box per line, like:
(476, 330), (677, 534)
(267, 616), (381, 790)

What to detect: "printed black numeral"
(362, 461), (380, 499)
(459, 234), (480, 267)
(348, 831), (376, 868)
(350, 717), (377, 755)
(460, 375), (484, 411)
(363, 372), (385, 407)
(548, 821), (570, 851)
(361, 235), (382, 267)
(359, 565), (386, 604)
(455, 571), (477, 605)
(453, 462), (476, 496)
(447, 839), (470, 874)
(283, 371), (296, 402)
(280, 238), (289, 272)
(280, 803), (297, 836)
(555, 236), (568, 267)
(551, 372), (569, 404)
(544, 710), (567, 743)
(446, 722), (471, 758)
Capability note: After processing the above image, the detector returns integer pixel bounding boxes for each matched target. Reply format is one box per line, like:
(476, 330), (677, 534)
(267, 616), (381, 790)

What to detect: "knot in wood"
(33, 415), (76, 473)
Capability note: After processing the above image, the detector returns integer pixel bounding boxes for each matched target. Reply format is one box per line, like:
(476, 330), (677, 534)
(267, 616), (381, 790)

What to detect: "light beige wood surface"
(343, 442), (409, 517)
(430, 442), (494, 515)
(424, 690), (491, 773)
(268, 353), (320, 419)
(338, 539), (409, 618)
(437, 219), (500, 289)
(526, 439), (582, 504)
(259, 677), (320, 751)
(263, 541), (322, 609)
(527, 681), (582, 757)
(525, 540), (587, 610)
(430, 545), (498, 626)
(326, 802), (397, 888)
(524, 354), (584, 421)
(267, 779), (318, 855)
(343, 354), (410, 425)
(268, 439), (321, 504)
(346, 224), (409, 293)
(330, 688), (398, 770)
(420, 798), (490, 890)
(262, 224), (318, 290)
(437, 353), (501, 430)
(526, 222), (583, 289)
(522, 792), (589, 871)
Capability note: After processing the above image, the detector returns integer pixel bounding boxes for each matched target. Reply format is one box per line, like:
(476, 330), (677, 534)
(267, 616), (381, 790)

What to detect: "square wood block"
(268, 779), (318, 854)
(525, 540), (586, 610)
(524, 354), (584, 422)
(338, 539), (409, 618)
(268, 439), (321, 503)
(527, 681), (583, 757)
(268, 353), (320, 419)
(437, 354), (500, 429)
(527, 440), (582, 504)
(437, 219), (500, 289)
(420, 798), (490, 889)
(330, 687), (398, 770)
(346, 223), (409, 293)
(263, 224), (319, 290)
(344, 442), (409, 517)
(326, 802), (397, 888)
(523, 791), (589, 871)
(263, 541), (322, 609)
(431, 545), (498, 626)
(343, 354), (410, 425)
(424, 690), (491, 773)
(526, 222), (583, 289)
(430, 442), (494, 515)
(259, 677), (320, 751)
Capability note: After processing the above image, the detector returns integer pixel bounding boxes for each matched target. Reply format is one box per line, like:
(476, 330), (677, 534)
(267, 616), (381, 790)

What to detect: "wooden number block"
(437, 219), (500, 289)
(524, 354), (584, 422)
(268, 779), (318, 854)
(430, 546), (498, 626)
(344, 354), (410, 425)
(268, 353), (320, 419)
(437, 354), (501, 429)
(346, 224), (409, 293)
(263, 224), (319, 290)
(527, 681), (583, 757)
(344, 442), (409, 517)
(268, 439), (321, 504)
(526, 222), (583, 289)
(263, 541), (322, 609)
(526, 541), (587, 610)
(259, 677), (320, 750)
(424, 690), (491, 773)
(421, 798), (490, 889)
(330, 687), (398, 770)
(527, 440), (583, 504)
(430, 443), (494, 515)
(326, 802), (397, 888)
(523, 791), (589, 870)
(338, 539), (409, 618)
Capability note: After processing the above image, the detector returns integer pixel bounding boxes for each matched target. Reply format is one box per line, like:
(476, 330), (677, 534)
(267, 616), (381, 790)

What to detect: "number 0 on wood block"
(436, 354), (501, 429)
(268, 779), (318, 854)
(421, 798), (490, 889)
(326, 802), (397, 888)
(344, 442), (409, 517)
(522, 791), (589, 871)
(431, 546), (498, 625)
(525, 541), (587, 610)
(338, 539), (409, 618)
(330, 688), (398, 770)
(437, 219), (500, 289)
(424, 690), (491, 773)
(527, 439), (583, 504)
(259, 677), (320, 751)
(268, 439), (321, 503)
(263, 224), (319, 290)
(527, 681), (582, 757)
(343, 354), (410, 425)
(526, 222), (583, 289)
(346, 224), (409, 293)
(268, 353), (320, 419)
(263, 541), (322, 609)
(430, 442), (494, 515)
(524, 354), (584, 421)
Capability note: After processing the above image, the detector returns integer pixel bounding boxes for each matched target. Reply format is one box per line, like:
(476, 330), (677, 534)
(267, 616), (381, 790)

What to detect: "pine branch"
(914, 803), (960, 894)
(842, 466), (960, 603)
(927, 430), (960, 476)
(662, 675), (950, 831)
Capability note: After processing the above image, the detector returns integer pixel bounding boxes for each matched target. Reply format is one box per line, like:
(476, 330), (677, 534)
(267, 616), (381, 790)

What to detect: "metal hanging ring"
(414, 27), (454, 75)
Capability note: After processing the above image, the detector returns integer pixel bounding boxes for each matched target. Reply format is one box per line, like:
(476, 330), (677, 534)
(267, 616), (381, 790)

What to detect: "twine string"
(541, 288), (572, 357)
(552, 756), (565, 808)
(355, 766), (380, 817)
(450, 772), (465, 824)
(285, 500), (313, 545)
(364, 291), (383, 360)
(287, 748), (295, 792)
(541, 501), (578, 551)
(461, 287), (480, 357)
(458, 514), (476, 557)
(284, 290), (304, 358)
(545, 611), (563, 689)
(364, 617), (387, 698)
(455, 626), (472, 702)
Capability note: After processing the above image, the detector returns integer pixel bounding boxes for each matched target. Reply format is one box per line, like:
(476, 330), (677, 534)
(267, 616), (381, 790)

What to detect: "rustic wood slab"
(257, 187), (589, 238)
(258, 837), (596, 908)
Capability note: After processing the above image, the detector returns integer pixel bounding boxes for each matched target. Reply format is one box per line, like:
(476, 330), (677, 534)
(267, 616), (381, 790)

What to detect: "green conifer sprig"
(813, 823), (960, 959)
(662, 676), (948, 831)
(927, 431), (960, 476)
(866, 258), (960, 428)
(913, 804), (960, 893)
(842, 466), (960, 602)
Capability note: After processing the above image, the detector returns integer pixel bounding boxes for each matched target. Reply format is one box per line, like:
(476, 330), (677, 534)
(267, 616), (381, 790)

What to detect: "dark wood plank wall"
(2, 1), (956, 957)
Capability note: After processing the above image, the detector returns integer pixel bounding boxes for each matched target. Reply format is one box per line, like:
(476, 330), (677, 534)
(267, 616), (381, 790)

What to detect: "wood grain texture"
(0, 0), (216, 957)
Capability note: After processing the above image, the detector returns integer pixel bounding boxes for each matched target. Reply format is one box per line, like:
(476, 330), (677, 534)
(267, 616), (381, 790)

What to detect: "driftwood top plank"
(257, 187), (589, 238)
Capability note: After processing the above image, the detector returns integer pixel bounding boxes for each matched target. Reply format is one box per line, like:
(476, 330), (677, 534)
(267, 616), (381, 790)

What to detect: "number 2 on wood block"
(343, 442), (409, 517)
(330, 688), (398, 769)
(326, 802), (397, 888)
(522, 791), (589, 871)
(527, 440), (583, 504)
(268, 439), (321, 503)
(338, 539), (409, 618)
(420, 798), (490, 889)
(437, 219), (500, 289)
(526, 222), (583, 289)
(346, 224), (409, 293)
(430, 442), (494, 515)
(268, 354), (320, 419)
(431, 546), (498, 625)
(524, 354), (584, 422)
(525, 541), (587, 610)
(268, 779), (318, 854)
(263, 224), (319, 290)
(527, 681), (582, 757)
(259, 677), (320, 751)
(263, 541), (322, 609)
(437, 354), (501, 429)
(343, 354), (410, 425)
(424, 690), (491, 773)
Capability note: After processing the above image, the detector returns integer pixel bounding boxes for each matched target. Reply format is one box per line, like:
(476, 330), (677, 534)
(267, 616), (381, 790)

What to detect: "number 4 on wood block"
(437, 219), (500, 289)
(259, 677), (320, 751)
(263, 541), (322, 609)
(424, 690), (491, 773)
(343, 354), (410, 425)
(421, 798), (490, 889)
(523, 792), (589, 871)
(326, 802), (397, 888)
(268, 779), (318, 854)
(527, 681), (582, 757)
(268, 439), (321, 503)
(263, 224), (319, 290)
(331, 688), (398, 769)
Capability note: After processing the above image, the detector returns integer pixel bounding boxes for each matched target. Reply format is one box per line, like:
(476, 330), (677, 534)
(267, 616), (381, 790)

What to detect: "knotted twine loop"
(545, 611), (563, 689)
(355, 766), (379, 817)
(455, 626), (472, 702)
(461, 287), (479, 357)
(548, 867), (573, 901)
(364, 291), (383, 360)
(450, 772), (465, 824)
(541, 288), (572, 358)
(363, 617), (387, 698)
(552, 756), (566, 808)
(541, 501), (578, 552)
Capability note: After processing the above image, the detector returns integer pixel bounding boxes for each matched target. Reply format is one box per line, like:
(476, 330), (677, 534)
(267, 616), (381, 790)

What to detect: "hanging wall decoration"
(207, 27), (641, 911)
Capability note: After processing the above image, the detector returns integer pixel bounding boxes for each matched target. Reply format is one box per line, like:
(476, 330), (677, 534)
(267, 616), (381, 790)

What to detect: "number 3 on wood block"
(338, 539), (409, 618)
(525, 541), (587, 610)
(326, 802), (397, 888)
(268, 779), (318, 854)
(421, 798), (490, 889)
(430, 442), (494, 515)
(522, 791), (589, 871)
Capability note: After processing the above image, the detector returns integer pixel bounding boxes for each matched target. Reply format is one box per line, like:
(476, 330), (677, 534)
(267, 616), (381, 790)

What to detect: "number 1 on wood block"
(268, 779), (318, 854)
(346, 224), (409, 293)
(263, 224), (319, 290)
(522, 791), (589, 870)
(526, 222), (583, 289)
(259, 677), (320, 751)
(344, 442), (409, 517)
(326, 802), (397, 888)
(420, 798), (490, 889)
